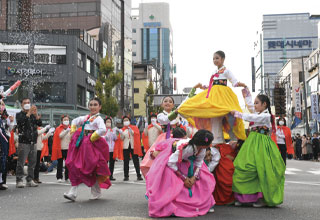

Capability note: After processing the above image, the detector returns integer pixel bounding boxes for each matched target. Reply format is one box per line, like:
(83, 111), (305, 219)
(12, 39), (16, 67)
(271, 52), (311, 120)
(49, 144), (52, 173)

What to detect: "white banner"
(294, 86), (302, 119)
(311, 93), (319, 120)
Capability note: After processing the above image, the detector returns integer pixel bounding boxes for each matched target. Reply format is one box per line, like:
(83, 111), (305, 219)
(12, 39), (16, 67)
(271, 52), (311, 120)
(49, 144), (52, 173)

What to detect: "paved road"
(1, 159), (319, 220)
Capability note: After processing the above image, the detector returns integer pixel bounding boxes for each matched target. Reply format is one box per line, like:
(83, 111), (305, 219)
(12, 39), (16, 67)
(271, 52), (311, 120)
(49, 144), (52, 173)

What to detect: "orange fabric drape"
(40, 138), (49, 160)
(8, 130), (16, 156)
(271, 126), (293, 154)
(113, 134), (124, 160)
(51, 125), (65, 161)
(213, 143), (237, 205)
(114, 125), (143, 160)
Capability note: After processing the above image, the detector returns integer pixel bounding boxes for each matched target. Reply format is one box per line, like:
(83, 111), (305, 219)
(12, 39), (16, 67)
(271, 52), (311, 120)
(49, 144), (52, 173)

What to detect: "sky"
(132, 0), (320, 106)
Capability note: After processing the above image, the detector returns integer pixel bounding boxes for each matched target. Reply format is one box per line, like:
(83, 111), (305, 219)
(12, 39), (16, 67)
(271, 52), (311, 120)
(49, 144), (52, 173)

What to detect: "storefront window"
(86, 90), (95, 107)
(34, 82), (66, 103)
(307, 76), (318, 96)
(77, 85), (85, 106)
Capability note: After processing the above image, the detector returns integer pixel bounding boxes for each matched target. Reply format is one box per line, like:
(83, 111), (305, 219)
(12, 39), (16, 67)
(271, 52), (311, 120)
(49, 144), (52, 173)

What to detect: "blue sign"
(268, 40), (312, 49)
(143, 22), (161, 27)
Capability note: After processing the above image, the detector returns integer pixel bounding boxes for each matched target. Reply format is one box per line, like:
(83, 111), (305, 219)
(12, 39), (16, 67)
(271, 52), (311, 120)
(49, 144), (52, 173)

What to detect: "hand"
(237, 82), (247, 87)
(49, 127), (55, 134)
(66, 127), (71, 132)
(189, 176), (196, 186)
(193, 83), (202, 89)
(184, 178), (193, 188)
(9, 115), (14, 122)
(30, 105), (37, 116)
(152, 150), (160, 158)
(36, 114), (41, 120)
(230, 110), (237, 116)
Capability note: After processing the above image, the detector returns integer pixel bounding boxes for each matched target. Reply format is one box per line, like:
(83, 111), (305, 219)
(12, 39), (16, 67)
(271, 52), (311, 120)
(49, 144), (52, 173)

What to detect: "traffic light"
(274, 87), (286, 117)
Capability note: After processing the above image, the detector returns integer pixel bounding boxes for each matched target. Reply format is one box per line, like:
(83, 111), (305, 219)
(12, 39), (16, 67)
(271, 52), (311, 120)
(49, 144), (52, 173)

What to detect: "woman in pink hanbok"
(146, 129), (216, 218)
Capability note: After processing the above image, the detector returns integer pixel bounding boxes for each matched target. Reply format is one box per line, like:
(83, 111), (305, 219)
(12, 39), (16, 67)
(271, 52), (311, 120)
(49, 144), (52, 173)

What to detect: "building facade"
(0, 30), (99, 125)
(253, 13), (320, 103)
(278, 22), (320, 135)
(133, 63), (160, 117)
(132, 2), (173, 94)
(0, 0), (133, 115)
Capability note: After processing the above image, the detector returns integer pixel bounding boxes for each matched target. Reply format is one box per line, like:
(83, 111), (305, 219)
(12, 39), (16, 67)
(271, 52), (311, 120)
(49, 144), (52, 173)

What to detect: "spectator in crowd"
(295, 134), (302, 160)
(306, 135), (313, 160)
(15, 98), (42, 188)
(34, 125), (54, 184)
(312, 133), (319, 162)
(52, 115), (71, 183)
(302, 135), (307, 160)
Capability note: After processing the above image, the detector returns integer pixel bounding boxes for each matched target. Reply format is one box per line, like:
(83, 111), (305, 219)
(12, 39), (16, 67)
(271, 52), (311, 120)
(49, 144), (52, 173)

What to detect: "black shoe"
(34, 179), (42, 184)
(123, 177), (129, 181)
(110, 176), (116, 181)
(137, 176), (143, 181)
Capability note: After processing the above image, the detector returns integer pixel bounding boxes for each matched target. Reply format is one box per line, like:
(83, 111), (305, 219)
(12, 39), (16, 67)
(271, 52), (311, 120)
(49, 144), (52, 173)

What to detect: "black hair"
(214, 50), (225, 59)
(277, 117), (286, 126)
(188, 129), (214, 147)
(122, 115), (131, 122)
(1, 108), (9, 120)
(20, 98), (30, 104)
(60, 114), (69, 122)
(172, 127), (187, 138)
(104, 116), (113, 123)
(256, 94), (275, 129)
(89, 97), (102, 106)
(161, 96), (175, 104)
(235, 139), (245, 154)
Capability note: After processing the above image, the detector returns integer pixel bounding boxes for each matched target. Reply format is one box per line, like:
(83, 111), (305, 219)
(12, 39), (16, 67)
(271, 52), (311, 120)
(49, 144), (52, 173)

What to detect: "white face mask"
(279, 121), (284, 126)
(24, 104), (31, 110)
(63, 121), (69, 126)
(123, 121), (130, 127)
(151, 118), (157, 123)
(106, 122), (112, 128)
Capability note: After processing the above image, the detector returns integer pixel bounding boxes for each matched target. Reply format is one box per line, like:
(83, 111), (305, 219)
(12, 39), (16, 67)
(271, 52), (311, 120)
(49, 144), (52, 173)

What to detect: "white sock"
(211, 117), (225, 145)
(91, 181), (101, 197)
(68, 186), (78, 197)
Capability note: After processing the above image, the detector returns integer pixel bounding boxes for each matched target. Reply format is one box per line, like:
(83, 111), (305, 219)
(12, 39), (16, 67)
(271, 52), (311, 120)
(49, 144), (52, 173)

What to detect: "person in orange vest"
(103, 116), (118, 181)
(52, 115), (72, 183)
(274, 118), (293, 165)
(119, 115), (143, 181)
(34, 125), (53, 184)
(142, 113), (162, 153)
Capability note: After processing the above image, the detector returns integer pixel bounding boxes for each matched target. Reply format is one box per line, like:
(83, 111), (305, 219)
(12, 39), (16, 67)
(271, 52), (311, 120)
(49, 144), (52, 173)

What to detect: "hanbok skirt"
(178, 85), (246, 140)
(146, 138), (215, 218)
(213, 143), (237, 205)
(232, 132), (285, 206)
(66, 131), (111, 189)
(140, 133), (167, 177)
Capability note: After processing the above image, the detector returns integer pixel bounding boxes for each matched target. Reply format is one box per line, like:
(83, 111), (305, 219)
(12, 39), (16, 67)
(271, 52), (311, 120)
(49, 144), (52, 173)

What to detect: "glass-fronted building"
(253, 13), (320, 103)
(132, 2), (173, 95)
(0, 0), (133, 115)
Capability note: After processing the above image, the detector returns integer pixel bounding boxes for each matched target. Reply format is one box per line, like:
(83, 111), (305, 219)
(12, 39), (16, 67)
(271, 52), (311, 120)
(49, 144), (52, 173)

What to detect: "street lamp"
(279, 56), (310, 134)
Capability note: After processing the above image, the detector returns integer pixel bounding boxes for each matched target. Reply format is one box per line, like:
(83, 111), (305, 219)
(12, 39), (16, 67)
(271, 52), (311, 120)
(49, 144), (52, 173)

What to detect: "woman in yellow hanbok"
(171, 51), (247, 145)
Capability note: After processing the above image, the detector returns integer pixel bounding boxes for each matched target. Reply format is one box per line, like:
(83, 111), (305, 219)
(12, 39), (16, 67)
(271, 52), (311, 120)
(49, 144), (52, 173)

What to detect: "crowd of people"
(0, 50), (319, 218)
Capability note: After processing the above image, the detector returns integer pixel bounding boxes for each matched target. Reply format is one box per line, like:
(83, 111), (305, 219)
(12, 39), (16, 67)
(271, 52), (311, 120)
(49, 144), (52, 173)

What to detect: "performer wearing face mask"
(119, 116), (143, 181)
(271, 117), (293, 165)
(103, 116), (117, 181)
(142, 113), (162, 153)
(52, 115), (71, 183)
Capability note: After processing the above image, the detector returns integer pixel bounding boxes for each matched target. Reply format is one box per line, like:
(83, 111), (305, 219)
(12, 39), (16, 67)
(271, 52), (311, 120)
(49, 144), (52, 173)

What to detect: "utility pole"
(301, 56), (310, 135)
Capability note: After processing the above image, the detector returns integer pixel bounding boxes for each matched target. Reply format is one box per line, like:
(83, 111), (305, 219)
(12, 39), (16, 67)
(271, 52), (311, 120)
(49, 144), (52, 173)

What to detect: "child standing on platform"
(171, 51), (247, 145)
